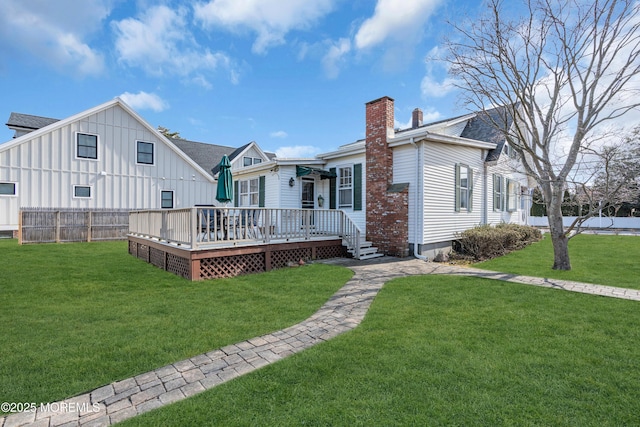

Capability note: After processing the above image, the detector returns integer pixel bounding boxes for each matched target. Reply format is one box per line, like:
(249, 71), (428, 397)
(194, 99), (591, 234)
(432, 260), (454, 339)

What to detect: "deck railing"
(129, 207), (361, 255)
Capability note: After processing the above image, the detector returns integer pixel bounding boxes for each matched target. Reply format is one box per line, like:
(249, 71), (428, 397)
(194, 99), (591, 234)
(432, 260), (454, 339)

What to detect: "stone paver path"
(3, 257), (639, 427)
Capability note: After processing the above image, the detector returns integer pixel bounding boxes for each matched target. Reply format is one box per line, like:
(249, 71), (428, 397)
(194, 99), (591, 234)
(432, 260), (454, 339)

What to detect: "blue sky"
(0, 0), (485, 156)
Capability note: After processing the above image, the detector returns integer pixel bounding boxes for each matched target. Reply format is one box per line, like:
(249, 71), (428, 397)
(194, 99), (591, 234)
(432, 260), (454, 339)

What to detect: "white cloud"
(270, 130), (288, 138)
(119, 91), (169, 112)
(354, 0), (442, 50)
(322, 38), (351, 79)
(0, 0), (108, 76)
(275, 145), (322, 158)
(194, 0), (335, 54)
(420, 75), (458, 98)
(113, 5), (236, 85)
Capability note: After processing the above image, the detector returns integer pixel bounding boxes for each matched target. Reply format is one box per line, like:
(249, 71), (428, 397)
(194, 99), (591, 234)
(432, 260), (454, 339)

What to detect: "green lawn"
(123, 275), (640, 426)
(0, 239), (351, 408)
(476, 234), (640, 289)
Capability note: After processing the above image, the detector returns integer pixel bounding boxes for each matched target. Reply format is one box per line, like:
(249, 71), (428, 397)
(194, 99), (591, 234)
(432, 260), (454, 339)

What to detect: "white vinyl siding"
(422, 142), (484, 246)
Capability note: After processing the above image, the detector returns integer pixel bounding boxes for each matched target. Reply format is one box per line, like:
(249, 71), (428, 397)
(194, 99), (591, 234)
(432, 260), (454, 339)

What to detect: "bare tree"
(445, 0), (640, 270)
(584, 126), (640, 218)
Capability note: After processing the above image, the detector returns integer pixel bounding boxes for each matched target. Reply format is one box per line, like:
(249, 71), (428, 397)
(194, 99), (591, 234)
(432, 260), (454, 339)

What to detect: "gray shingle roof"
(6, 112), (59, 130)
(459, 105), (513, 162)
(170, 138), (238, 177)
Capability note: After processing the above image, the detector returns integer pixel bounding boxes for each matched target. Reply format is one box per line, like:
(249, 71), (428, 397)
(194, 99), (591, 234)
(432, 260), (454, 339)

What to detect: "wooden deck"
(128, 235), (348, 280)
(127, 207), (358, 280)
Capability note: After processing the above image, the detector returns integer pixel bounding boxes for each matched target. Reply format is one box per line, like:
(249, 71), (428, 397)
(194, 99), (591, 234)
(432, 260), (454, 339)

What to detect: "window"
(73, 185), (91, 198)
(493, 174), (504, 211)
(455, 164), (473, 212)
(137, 141), (154, 165)
(506, 179), (519, 212)
(243, 157), (263, 167)
(76, 133), (98, 159)
(0, 182), (16, 196)
(239, 178), (259, 206)
(161, 191), (174, 209)
(338, 166), (353, 208)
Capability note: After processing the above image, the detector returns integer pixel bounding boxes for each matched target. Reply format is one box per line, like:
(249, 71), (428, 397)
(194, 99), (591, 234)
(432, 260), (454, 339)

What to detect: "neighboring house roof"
(170, 138), (237, 177)
(6, 112), (59, 132)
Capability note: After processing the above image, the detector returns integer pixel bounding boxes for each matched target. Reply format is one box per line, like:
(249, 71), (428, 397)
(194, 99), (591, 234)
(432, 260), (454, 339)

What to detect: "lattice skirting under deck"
(128, 237), (347, 281)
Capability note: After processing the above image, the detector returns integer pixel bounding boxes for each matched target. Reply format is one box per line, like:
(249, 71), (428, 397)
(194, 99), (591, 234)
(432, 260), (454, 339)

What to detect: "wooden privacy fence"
(19, 208), (130, 244)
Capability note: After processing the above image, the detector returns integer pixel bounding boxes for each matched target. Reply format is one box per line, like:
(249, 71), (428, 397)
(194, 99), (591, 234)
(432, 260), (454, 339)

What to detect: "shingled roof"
(170, 138), (238, 177)
(459, 105), (513, 163)
(6, 112), (59, 132)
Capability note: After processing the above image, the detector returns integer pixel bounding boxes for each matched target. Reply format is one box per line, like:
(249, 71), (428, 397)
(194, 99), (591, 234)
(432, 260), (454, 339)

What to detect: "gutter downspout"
(482, 160), (488, 225)
(410, 137), (428, 261)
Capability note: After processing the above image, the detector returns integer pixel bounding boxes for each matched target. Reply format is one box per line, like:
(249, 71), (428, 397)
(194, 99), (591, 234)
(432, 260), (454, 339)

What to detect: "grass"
(475, 234), (640, 289)
(0, 239), (351, 408)
(122, 274), (640, 426)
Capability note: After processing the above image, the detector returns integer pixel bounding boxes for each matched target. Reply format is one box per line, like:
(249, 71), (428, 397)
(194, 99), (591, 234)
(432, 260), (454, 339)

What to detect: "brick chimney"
(365, 96), (410, 257)
(412, 108), (423, 128)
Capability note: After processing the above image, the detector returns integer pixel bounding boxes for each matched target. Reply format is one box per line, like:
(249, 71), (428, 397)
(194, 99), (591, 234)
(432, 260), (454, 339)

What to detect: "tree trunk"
(547, 189), (572, 270)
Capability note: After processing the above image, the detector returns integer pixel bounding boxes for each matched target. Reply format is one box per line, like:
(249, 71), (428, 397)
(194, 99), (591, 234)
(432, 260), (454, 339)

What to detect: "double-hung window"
(506, 179), (519, 212)
(137, 141), (154, 165)
(239, 178), (259, 206)
(76, 133), (98, 159)
(243, 157), (262, 167)
(161, 191), (174, 209)
(493, 174), (504, 211)
(455, 164), (473, 212)
(338, 166), (353, 208)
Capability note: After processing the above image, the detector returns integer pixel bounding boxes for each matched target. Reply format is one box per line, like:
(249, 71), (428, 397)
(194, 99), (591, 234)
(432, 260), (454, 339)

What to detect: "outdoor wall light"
(317, 194), (324, 207)
(289, 177), (295, 187)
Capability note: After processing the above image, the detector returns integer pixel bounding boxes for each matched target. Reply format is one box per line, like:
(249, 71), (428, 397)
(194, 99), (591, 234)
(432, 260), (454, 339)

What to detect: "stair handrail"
(340, 211), (362, 259)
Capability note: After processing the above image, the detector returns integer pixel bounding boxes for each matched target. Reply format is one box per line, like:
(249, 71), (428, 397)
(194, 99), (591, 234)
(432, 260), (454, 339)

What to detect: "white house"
(1, 96), (530, 259)
(0, 98), (221, 236)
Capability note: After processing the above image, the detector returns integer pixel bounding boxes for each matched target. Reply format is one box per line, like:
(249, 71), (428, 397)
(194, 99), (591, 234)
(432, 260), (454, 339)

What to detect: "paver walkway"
(3, 257), (639, 427)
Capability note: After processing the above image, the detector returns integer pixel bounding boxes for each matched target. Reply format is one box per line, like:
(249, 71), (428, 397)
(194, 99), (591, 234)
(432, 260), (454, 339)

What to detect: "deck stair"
(347, 239), (384, 260)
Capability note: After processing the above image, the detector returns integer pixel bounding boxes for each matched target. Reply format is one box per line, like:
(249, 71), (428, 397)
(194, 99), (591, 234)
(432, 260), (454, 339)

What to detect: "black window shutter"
(329, 167), (336, 209)
(258, 176), (265, 207)
(234, 181), (239, 207)
(353, 163), (362, 211)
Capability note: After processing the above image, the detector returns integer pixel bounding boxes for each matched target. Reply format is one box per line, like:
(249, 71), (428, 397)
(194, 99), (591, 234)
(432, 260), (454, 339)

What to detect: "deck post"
(190, 208), (198, 249)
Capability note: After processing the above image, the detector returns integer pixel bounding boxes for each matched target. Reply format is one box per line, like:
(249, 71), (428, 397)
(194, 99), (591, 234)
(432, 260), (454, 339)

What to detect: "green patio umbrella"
(216, 155), (233, 204)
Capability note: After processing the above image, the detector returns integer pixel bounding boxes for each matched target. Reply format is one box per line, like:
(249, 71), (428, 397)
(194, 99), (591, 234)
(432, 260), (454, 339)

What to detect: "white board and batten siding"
(0, 100), (216, 231)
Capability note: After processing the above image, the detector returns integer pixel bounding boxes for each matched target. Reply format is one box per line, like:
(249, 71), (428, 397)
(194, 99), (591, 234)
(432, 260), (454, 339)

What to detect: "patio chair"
(199, 208), (223, 241)
(234, 209), (261, 239)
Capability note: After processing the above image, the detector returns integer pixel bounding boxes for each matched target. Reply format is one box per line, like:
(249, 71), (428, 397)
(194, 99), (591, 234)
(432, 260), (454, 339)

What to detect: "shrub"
(454, 223), (542, 261)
